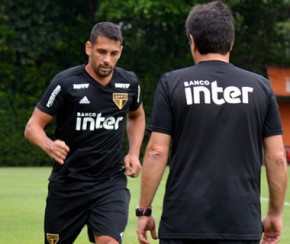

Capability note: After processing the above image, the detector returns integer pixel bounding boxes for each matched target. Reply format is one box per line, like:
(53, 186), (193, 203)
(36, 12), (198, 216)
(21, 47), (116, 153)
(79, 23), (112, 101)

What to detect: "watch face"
(144, 208), (152, 216)
(136, 207), (152, 216)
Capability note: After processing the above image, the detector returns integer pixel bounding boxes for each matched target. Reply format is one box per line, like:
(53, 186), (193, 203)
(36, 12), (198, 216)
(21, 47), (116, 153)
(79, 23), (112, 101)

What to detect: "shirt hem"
(159, 233), (262, 240)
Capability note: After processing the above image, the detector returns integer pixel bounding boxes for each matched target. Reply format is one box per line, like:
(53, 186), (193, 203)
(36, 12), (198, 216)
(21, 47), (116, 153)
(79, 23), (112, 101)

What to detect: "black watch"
(135, 207), (152, 217)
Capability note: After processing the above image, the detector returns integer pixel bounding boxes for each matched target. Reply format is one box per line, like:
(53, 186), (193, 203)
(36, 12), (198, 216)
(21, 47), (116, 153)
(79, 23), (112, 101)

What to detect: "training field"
(0, 167), (289, 243)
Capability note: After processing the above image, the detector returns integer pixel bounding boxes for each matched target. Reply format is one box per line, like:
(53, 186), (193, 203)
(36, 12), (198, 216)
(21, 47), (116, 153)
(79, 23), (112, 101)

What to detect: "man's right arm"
(24, 107), (70, 164)
(261, 135), (288, 244)
(137, 132), (171, 244)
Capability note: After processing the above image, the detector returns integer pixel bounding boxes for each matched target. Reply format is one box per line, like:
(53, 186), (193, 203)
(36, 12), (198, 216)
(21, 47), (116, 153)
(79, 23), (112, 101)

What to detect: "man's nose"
(103, 53), (111, 63)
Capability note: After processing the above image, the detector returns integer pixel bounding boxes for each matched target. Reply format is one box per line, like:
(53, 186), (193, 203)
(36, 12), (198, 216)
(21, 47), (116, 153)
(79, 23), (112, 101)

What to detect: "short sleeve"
(147, 75), (173, 135)
(129, 83), (142, 111)
(37, 78), (66, 116)
(262, 90), (283, 137)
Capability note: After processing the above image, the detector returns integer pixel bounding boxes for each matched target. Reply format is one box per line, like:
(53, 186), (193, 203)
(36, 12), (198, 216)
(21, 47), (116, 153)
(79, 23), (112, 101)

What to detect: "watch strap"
(135, 207), (152, 216)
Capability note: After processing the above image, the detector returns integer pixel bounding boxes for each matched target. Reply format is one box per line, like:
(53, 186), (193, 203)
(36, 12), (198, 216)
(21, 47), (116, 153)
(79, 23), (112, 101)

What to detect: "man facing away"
(24, 22), (145, 244)
(136, 1), (287, 244)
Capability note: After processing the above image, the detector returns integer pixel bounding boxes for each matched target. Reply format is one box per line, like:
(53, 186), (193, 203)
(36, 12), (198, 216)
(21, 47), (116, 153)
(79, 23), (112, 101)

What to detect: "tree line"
(1, 0), (290, 165)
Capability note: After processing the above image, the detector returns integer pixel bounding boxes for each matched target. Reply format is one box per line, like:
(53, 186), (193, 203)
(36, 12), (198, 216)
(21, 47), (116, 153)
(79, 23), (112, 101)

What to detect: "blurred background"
(1, 0), (290, 166)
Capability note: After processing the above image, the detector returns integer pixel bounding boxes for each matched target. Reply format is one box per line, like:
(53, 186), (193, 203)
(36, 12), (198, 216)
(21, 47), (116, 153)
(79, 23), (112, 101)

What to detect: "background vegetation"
(1, 0), (290, 165)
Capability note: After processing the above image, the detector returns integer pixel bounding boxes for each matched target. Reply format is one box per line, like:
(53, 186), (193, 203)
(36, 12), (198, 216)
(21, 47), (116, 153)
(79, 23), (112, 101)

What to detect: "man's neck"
(194, 53), (230, 64)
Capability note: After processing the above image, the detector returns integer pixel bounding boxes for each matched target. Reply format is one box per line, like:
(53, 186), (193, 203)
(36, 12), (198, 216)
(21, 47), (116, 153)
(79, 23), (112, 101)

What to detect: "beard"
(94, 64), (113, 78)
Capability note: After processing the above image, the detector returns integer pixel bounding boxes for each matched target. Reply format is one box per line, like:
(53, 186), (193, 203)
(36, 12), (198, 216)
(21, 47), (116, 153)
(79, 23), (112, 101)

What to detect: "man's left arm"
(124, 104), (145, 177)
(262, 135), (288, 244)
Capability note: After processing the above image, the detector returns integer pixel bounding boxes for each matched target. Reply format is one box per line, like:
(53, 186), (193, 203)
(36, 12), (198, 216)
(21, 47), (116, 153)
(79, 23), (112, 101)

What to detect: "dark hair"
(185, 1), (234, 55)
(89, 22), (122, 44)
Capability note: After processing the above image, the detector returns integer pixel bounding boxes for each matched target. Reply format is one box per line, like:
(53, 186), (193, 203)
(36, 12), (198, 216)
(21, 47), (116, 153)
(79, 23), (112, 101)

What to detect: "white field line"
(261, 197), (290, 207)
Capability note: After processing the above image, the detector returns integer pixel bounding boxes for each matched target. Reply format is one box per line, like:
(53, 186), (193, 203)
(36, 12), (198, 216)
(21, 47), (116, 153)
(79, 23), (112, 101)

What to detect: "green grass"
(0, 167), (289, 243)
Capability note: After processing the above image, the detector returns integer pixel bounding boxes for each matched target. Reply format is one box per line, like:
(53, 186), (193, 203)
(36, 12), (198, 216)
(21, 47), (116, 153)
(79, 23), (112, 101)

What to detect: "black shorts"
(160, 240), (260, 244)
(44, 174), (130, 244)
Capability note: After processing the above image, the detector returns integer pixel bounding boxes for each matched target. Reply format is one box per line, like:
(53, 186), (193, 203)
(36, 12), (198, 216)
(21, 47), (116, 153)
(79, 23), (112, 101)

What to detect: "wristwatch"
(135, 207), (152, 217)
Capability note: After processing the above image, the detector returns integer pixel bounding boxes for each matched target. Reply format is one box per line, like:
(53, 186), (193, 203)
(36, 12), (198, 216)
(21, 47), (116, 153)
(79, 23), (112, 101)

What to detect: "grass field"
(0, 167), (289, 244)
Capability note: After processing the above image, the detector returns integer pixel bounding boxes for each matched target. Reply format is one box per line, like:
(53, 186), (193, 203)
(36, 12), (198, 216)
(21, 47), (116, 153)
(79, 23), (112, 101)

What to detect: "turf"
(0, 167), (289, 243)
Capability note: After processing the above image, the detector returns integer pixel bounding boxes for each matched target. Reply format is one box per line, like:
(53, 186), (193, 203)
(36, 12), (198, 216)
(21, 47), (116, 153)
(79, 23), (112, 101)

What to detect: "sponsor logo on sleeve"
(137, 85), (141, 103)
(46, 85), (61, 107)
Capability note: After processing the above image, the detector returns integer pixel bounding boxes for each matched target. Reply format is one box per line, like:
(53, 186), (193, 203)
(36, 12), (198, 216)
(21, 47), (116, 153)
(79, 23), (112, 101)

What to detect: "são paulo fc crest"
(46, 233), (59, 244)
(113, 93), (128, 110)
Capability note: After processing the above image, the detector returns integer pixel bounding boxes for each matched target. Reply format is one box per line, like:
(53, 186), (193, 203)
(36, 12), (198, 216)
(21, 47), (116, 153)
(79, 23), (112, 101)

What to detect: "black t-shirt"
(148, 61), (282, 240)
(37, 65), (142, 182)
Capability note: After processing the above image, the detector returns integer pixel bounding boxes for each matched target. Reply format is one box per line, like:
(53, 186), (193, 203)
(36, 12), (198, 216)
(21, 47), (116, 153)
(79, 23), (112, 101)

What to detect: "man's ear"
(230, 41), (234, 52)
(85, 41), (92, 56)
(189, 34), (197, 51)
(119, 45), (123, 58)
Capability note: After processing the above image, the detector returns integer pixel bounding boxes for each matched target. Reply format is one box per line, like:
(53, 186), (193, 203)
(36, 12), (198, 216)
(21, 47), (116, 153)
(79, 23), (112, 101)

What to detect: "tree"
(1, 0), (290, 165)
(231, 0), (290, 74)
(0, 0), (100, 165)
(95, 0), (195, 113)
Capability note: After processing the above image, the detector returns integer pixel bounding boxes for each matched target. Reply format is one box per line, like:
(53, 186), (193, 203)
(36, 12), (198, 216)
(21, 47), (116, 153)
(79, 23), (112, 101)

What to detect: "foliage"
(0, 0), (99, 165)
(1, 0), (290, 165)
(96, 0), (194, 114)
(231, 0), (290, 74)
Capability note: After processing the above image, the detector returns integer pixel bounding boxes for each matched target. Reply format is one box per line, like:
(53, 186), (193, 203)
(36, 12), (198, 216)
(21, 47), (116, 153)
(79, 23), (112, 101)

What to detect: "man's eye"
(111, 52), (119, 57)
(98, 50), (107, 55)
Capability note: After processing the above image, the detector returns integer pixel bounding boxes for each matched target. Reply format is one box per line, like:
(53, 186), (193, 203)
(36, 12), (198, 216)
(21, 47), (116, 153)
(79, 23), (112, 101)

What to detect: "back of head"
(89, 22), (122, 45)
(185, 1), (234, 55)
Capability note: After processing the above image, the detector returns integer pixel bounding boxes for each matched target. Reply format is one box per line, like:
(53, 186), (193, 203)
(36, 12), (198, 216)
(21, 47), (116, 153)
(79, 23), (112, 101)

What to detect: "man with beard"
(25, 22), (145, 244)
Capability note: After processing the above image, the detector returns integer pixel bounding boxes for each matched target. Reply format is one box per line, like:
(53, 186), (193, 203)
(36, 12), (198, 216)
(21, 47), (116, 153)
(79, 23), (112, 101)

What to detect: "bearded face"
(86, 36), (122, 83)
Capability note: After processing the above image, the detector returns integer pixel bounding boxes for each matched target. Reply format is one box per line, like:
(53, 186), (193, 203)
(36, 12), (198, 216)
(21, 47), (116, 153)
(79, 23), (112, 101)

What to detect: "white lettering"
(212, 81), (224, 105)
(103, 117), (115, 130)
(193, 86), (211, 104)
(76, 117), (81, 130)
(242, 87), (254, 103)
(114, 117), (123, 130)
(137, 85), (141, 103)
(184, 80), (210, 87)
(115, 83), (130, 89)
(77, 112), (96, 117)
(46, 85), (61, 107)
(185, 87), (193, 105)
(95, 113), (105, 129)
(73, 84), (89, 89)
(184, 81), (254, 105)
(83, 117), (95, 131)
(224, 86), (241, 104)
(75, 113), (124, 131)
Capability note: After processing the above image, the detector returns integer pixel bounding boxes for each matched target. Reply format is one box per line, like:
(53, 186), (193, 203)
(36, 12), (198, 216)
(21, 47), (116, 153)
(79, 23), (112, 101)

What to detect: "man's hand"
(261, 214), (282, 244)
(137, 216), (157, 244)
(47, 139), (70, 164)
(124, 154), (142, 177)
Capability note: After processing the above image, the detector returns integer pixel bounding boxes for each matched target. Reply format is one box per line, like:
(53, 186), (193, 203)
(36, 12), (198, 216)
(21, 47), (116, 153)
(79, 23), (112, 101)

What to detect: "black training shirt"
(148, 61), (282, 240)
(37, 65), (142, 182)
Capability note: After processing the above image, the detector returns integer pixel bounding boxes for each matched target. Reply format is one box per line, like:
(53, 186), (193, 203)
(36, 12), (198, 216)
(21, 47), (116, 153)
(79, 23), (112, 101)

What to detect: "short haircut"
(89, 22), (122, 44)
(185, 1), (235, 55)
